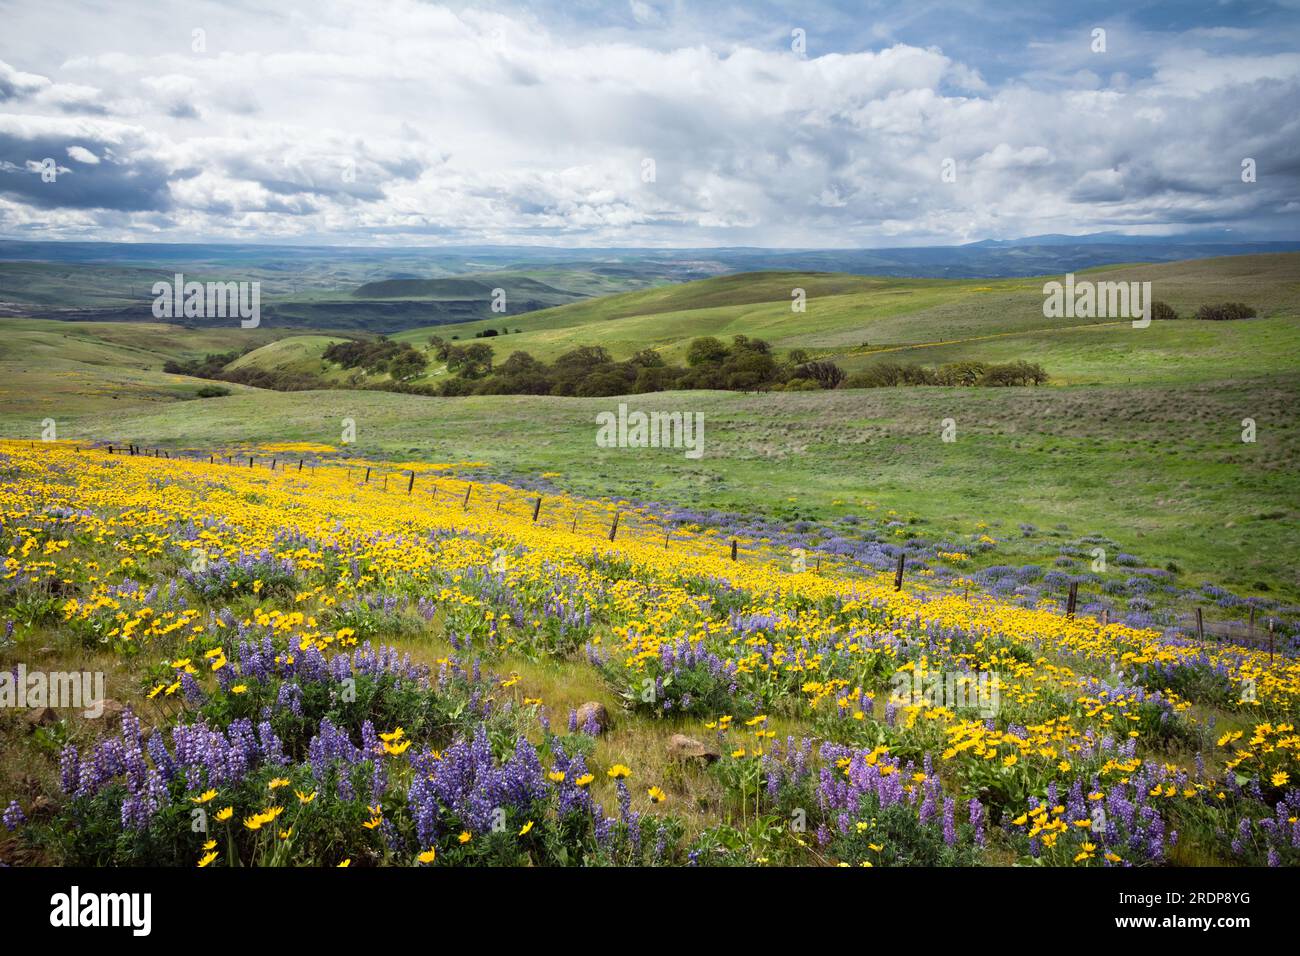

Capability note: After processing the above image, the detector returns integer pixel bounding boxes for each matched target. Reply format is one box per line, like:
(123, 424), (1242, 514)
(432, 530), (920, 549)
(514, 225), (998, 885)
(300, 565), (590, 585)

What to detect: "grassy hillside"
(0, 318), (285, 416)
(380, 253), (1300, 382)
(225, 334), (352, 379)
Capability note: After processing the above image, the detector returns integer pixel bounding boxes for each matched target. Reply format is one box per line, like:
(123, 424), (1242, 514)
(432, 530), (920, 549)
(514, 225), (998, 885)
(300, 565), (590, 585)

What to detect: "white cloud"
(0, 0), (1294, 245)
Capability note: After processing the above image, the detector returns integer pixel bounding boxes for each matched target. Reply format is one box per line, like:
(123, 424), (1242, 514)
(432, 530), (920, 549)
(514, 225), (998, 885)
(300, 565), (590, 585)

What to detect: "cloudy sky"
(0, 0), (1297, 247)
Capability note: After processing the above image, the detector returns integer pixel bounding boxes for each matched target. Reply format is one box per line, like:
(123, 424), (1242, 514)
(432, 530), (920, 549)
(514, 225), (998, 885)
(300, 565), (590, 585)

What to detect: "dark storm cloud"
(0, 130), (172, 212)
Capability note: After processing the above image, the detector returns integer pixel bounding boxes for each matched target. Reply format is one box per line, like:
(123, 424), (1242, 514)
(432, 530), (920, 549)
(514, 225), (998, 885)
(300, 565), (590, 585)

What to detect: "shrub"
(978, 361), (1048, 387)
(934, 361), (987, 386)
(796, 360), (846, 389)
(1194, 302), (1257, 321)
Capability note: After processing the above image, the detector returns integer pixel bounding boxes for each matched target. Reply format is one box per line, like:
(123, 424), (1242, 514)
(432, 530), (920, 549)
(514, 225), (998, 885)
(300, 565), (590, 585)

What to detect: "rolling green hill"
(351, 275), (574, 301)
(340, 253), (1300, 385)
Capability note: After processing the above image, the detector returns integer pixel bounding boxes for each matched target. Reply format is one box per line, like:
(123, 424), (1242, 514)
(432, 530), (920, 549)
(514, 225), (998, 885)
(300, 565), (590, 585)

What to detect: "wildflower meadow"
(1, 440), (1294, 871)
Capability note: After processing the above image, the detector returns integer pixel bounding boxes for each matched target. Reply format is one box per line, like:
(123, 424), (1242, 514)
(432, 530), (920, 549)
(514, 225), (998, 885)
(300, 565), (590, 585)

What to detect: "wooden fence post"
(462, 484), (472, 509)
(894, 553), (905, 591)
(364, 467), (371, 483)
(407, 471), (414, 495)
(1066, 581), (1078, 618)
(1196, 606), (1204, 640)
(730, 539), (738, 561)
(608, 511), (620, 541)
(533, 498), (542, 523)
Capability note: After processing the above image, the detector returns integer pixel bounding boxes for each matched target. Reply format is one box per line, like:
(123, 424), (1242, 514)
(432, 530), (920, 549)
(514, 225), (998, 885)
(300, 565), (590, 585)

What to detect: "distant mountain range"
(2, 234), (1298, 280)
(2, 234), (1297, 333)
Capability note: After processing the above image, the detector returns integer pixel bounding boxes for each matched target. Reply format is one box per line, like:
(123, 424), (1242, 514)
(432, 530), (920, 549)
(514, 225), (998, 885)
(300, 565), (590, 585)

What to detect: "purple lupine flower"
(2, 800), (25, 831)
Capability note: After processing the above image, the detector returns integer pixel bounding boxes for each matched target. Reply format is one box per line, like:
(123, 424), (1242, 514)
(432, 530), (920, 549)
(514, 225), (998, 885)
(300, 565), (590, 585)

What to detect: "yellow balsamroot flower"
(215, 806), (234, 822)
(731, 748), (746, 759)
(191, 789), (217, 804)
(379, 727), (405, 743)
(458, 831), (472, 844)
(268, 778), (290, 790)
(363, 816), (383, 830)
(519, 820), (535, 836)
(296, 790), (317, 804)
(1272, 771), (1290, 787)
(337, 859), (350, 868)
(418, 848), (437, 864)
(647, 787), (666, 804)
(383, 738), (412, 756)
(231, 684), (248, 694)
(244, 806), (284, 830)
(607, 764), (632, 779)
(548, 770), (565, 783)
(574, 773), (595, 788)
(146, 683), (166, 699)
(202, 839), (216, 851)
(197, 851), (218, 868)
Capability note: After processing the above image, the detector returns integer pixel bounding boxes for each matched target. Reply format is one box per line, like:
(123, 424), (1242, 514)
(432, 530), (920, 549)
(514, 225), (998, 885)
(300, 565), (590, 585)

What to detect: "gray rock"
(667, 733), (720, 762)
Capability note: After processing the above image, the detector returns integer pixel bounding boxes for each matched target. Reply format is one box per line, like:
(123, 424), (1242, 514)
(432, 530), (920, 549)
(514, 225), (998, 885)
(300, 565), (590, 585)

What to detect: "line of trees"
(845, 360), (1049, 388)
(432, 334), (849, 397)
(164, 334), (1050, 398)
(322, 339), (428, 380)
